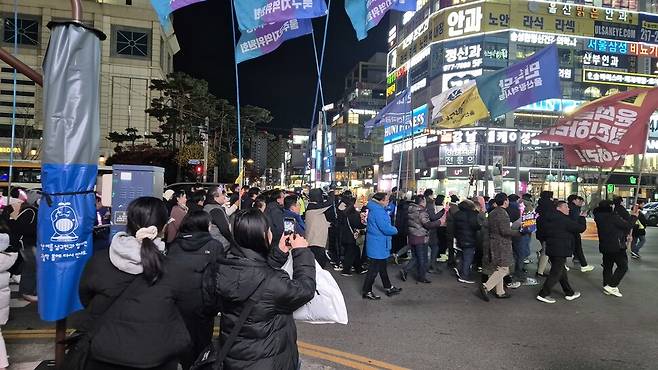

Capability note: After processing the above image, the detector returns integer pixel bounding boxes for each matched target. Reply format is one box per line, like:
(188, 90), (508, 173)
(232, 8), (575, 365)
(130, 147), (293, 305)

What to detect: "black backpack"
(199, 244), (221, 316)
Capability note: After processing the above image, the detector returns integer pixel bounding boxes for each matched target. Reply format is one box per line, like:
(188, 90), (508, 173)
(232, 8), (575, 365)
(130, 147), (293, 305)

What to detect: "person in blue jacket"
(362, 192), (402, 300)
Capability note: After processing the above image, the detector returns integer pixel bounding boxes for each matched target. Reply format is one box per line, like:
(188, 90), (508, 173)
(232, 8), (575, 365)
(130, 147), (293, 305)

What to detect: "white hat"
(163, 189), (175, 201)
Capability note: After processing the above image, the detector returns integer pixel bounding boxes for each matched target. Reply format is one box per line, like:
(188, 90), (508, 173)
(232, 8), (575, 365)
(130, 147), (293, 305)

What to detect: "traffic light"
(195, 165), (203, 175)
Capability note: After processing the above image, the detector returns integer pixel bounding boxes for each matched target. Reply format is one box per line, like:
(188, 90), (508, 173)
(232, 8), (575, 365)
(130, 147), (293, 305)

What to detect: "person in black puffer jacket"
(211, 208), (316, 370)
(453, 200), (481, 283)
(593, 200), (638, 297)
(78, 197), (191, 370)
(165, 211), (224, 370)
(339, 196), (366, 276)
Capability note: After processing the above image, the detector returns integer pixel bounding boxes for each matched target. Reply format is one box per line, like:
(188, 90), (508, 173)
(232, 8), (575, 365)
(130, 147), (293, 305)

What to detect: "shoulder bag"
(191, 277), (270, 370)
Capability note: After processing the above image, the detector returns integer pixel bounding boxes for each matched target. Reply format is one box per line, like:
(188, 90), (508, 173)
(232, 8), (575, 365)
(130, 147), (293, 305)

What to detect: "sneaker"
(580, 265), (595, 272)
(506, 281), (521, 289)
(418, 279), (432, 284)
(22, 294), (38, 303)
(438, 254), (448, 262)
(523, 258), (531, 264)
(630, 252), (640, 259)
(458, 278), (476, 284)
(340, 271), (353, 277)
(332, 263), (343, 272)
(362, 292), (381, 300)
(565, 265), (570, 271)
(478, 284), (490, 302)
(399, 269), (408, 282)
(523, 277), (539, 286)
(385, 286), (402, 296)
(453, 267), (461, 279)
(357, 269), (368, 275)
(603, 285), (622, 297)
(565, 292), (581, 301)
(495, 293), (512, 299)
(536, 295), (556, 304)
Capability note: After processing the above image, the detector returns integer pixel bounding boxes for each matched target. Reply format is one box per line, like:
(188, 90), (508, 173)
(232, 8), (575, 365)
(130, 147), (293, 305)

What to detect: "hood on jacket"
(536, 197), (555, 215)
(309, 189), (324, 203)
(367, 199), (384, 211)
(458, 200), (476, 212)
(109, 232), (166, 275)
(175, 231), (214, 252)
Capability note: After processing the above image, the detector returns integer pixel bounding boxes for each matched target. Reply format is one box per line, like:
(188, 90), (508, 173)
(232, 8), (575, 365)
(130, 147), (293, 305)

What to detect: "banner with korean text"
(345, 0), (417, 41)
(150, 0), (206, 32)
(536, 88), (658, 167)
(235, 19), (312, 63)
(234, 0), (327, 31)
(364, 89), (411, 138)
(476, 44), (561, 118)
(430, 81), (489, 129)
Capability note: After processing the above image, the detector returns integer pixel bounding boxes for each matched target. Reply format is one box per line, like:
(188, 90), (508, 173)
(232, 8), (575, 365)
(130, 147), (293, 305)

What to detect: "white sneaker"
(506, 281), (521, 289)
(565, 265), (570, 271)
(603, 285), (623, 297)
(458, 278), (476, 284)
(536, 295), (556, 304)
(438, 254), (448, 262)
(580, 265), (595, 272)
(565, 291), (581, 301)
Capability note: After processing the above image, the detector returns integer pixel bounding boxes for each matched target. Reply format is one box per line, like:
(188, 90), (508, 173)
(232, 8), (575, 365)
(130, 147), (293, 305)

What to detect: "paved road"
(5, 228), (658, 369)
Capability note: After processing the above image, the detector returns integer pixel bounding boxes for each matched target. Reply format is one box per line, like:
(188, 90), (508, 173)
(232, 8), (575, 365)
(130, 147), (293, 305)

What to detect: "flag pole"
(7, 0), (18, 207)
(229, 1), (243, 187)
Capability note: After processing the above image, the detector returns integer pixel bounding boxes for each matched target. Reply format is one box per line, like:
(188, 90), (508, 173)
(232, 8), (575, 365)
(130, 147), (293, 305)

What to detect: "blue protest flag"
(476, 44), (561, 118)
(364, 89), (411, 137)
(37, 23), (104, 321)
(150, 0), (206, 30)
(235, 19), (313, 64)
(345, 0), (417, 40)
(234, 0), (328, 31)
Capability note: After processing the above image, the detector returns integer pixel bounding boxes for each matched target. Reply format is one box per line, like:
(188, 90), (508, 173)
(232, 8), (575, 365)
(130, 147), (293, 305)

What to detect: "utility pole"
(203, 116), (209, 182)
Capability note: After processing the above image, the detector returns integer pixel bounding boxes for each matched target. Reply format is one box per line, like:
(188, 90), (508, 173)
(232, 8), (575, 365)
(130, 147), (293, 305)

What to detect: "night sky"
(173, 0), (390, 132)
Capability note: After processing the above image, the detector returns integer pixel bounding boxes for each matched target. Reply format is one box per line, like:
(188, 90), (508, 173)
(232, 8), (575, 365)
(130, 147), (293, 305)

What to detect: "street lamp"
(231, 157), (238, 164)
(247, 158), (254, 165)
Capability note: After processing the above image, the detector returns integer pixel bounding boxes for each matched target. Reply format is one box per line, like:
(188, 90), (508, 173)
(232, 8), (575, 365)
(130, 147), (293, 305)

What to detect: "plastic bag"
(282, 255), (348, 325)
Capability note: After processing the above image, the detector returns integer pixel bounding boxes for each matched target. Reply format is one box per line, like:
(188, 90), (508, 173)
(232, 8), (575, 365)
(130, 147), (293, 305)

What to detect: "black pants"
(342, 241), (362, 274)
(180, 317), (214, 370)
(602, 250), (628, 288)
(392, 233), (407, 255)
(362, 258), (392, 294)
(309, 246), (329, 269)
(573, 236), (588, 267)
(539, 256), (574, 297)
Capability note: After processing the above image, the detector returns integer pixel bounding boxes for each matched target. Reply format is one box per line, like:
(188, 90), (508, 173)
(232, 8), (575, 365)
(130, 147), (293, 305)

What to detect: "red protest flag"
(562, 144), (627, 168)
(536, 88), (658, 155)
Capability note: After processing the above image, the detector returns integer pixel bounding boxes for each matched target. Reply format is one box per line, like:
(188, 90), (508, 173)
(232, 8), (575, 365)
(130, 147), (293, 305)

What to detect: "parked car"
(644, 207), (658, 226)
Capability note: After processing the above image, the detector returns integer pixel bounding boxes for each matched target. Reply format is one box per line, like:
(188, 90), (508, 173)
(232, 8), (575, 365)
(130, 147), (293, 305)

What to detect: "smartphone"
(284, 217), (296, 236)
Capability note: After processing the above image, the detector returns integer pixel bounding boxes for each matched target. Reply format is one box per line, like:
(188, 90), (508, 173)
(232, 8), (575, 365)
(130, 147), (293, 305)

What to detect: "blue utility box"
(111, 165), (165, 237)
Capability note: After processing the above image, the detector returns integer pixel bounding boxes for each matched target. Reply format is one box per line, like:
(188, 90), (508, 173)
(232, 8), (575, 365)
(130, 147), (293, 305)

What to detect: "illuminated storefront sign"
(442, 68), (483, 90)
(639, 14), (658, 43)
(484, 46), (508, 60)
(410, 78), (427, 93)
(582, 51), (624, 68)
(559, 68), (573, 80)
(585, 38), (629, 54)
(439, 143), (478, 166)
(443, 43), (483, 72)
(391, 134), (439, 154)
(519, 98), (585, 112)
(509, 31), (577, 47)
(447, 6), (483, 37)
(384, 104), (429, 144)
(583, 69), (658, 87)
(594, 21), (637, 42)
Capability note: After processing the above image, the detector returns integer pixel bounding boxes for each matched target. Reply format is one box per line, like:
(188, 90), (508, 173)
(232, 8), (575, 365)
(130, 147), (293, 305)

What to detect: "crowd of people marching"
(0, 183), (649, 369)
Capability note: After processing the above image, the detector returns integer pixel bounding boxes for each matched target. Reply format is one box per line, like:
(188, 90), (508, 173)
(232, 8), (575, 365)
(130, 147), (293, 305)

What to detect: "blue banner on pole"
(476, 44), (561, 118)
(150, 0), (206, 31)
(345, 0), (416, 41)
(364, 89), (411, 138)
(235, 19), (313, 64)
(233, 0), (327, 31)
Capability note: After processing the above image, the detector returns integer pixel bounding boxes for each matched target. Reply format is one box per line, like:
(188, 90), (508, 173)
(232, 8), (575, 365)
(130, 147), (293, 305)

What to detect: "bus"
(0, 159), (112, 191)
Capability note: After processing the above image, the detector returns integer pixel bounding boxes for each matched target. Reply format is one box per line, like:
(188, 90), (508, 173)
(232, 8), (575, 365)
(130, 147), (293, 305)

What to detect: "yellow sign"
(582, 69), (658, 88)
(431, 83), (489, 129)
(0, 147), (21, 154)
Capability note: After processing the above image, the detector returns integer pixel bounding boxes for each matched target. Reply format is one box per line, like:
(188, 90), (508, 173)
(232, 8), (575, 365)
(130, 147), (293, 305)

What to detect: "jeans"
(602, 250), (628, 288)
(362, 258), (392, 294)
(342, 241), (363, 274)
(411, 244), (429, 281)
(19, 245), (37, 296)
(520, 234), (532, 260)
(539, 256), (574, 297)
(512, 238), (525, 278)
(429, 243), (440, 270)
(631, 235), (646, 254)
(572, 236), (588, 267)
(461, 246), (475, 280)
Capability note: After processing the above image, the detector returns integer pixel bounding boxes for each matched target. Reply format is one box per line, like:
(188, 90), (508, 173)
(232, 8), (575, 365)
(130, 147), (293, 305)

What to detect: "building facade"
(383, 0), (658, 201)
(0, 0), (178, 166)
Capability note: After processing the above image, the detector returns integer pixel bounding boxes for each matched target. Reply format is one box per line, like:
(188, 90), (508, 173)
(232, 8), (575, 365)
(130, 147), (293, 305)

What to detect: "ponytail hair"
(126, 197), (169, 284)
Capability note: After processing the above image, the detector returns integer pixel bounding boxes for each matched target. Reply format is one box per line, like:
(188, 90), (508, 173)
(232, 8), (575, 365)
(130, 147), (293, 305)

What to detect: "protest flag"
(364, 89), (411, 137)
(234, 0), (328, 31)
(150, 0), (206, 32)
(345, 0), (416, 41)
(235, 19), (313, 63)
(430, 81), (489, 129)
(476, 44), (560, 118)
(537, 87), (658, 167)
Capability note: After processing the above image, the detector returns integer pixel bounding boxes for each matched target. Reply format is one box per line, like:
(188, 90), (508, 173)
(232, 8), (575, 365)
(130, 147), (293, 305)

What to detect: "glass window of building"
(3, 17), (38, 46)
(113, 26), (151, 58)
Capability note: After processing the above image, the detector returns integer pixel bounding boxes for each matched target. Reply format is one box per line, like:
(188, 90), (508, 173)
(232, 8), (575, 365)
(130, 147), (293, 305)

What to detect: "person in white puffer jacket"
(0, 229), (18, 370)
